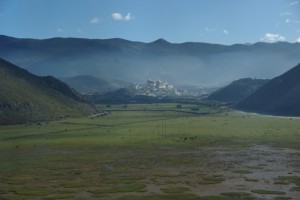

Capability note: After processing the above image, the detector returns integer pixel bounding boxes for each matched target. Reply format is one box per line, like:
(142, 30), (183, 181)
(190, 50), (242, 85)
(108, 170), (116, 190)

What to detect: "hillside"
(1, 35), (300, 86)
(236, 63), (300, 116)
(60, 75), (129, 94)
(0, 58), (96, 125)
(207, 78), (269, 103)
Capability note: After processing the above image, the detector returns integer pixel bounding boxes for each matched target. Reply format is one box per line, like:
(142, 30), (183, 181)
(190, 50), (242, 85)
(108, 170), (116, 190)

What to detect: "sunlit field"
(0, 103), (299, 200)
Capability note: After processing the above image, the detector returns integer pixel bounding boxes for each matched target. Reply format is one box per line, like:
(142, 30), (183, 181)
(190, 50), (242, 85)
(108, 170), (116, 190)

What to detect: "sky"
(0, 0), (300, 44)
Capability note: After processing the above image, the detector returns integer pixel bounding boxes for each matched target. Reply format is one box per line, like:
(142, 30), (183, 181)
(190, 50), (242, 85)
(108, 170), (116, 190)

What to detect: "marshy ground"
(0, 103), (299, 199)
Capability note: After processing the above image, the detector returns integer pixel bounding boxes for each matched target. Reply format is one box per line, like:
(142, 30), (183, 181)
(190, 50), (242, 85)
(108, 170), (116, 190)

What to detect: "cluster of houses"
(134, 79), (181, 97)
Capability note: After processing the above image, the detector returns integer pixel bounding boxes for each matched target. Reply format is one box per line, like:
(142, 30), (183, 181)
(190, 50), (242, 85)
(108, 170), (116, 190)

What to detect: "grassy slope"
(0, 59), (95, 124)
(236, 63), (300, 116)
(207, 78), (269, 103)
(0, 104), (299, 199)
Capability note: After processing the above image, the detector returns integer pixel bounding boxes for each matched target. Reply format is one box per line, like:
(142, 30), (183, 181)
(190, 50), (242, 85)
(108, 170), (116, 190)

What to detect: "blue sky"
(0, 0), (300, 44)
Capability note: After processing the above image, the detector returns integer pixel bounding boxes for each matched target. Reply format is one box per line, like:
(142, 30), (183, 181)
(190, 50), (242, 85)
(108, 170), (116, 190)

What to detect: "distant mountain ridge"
(0, 58), (96, 125)
(1, 35), (300, 86)
(208, 78), (269, 103)
(236, 63), (300, 116)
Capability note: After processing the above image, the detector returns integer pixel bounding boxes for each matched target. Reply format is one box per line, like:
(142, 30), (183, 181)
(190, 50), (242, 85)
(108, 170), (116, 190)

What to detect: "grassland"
(0, 103), (299, 199)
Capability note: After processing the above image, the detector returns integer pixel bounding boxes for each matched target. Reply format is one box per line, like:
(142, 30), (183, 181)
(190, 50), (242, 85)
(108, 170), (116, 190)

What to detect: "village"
(134, 79), (181, 97)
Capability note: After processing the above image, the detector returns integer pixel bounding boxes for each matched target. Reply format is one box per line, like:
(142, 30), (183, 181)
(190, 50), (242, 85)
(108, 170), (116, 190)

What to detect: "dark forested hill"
(207, 78), (269, 103)
(236, 63), (300, 116)
(1, 35), (300, 86)
(0, 58), (96, 124)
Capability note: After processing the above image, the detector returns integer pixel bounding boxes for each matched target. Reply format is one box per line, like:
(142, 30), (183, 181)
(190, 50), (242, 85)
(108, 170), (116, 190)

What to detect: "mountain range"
(236, 63), (300, 116)
(0, 58), (96, 125)
(1, 35), (300, 87)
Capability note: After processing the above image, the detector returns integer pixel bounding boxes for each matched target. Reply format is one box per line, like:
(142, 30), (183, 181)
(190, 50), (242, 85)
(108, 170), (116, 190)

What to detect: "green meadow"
(0, 103), (299, 199)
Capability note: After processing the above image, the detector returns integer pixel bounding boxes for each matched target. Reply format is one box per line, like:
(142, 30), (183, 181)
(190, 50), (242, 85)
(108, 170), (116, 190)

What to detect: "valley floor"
(0, 103), (299, 200)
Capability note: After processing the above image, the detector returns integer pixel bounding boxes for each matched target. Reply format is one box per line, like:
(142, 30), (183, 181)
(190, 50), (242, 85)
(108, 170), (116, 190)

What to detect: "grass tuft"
(251, 189), (286, 195)
(90, 183), (146, 194)
(232, 169), (253, 174)
(161, 187), (190, 193)
(274, 176), (300, 186)
(199, 175), (225, 185)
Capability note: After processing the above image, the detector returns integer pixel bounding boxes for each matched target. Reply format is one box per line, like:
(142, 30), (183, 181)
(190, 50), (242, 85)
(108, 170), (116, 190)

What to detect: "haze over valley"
(1, 35), (300, 88)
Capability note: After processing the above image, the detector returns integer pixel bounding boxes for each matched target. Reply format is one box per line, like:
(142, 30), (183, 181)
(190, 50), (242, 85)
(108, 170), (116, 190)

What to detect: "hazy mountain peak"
(150, 38), (171, 44)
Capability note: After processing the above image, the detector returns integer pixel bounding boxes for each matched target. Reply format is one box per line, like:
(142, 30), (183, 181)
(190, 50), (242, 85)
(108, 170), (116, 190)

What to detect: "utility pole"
(157, 120), (167, 140)
(165, 120), (167, 139)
